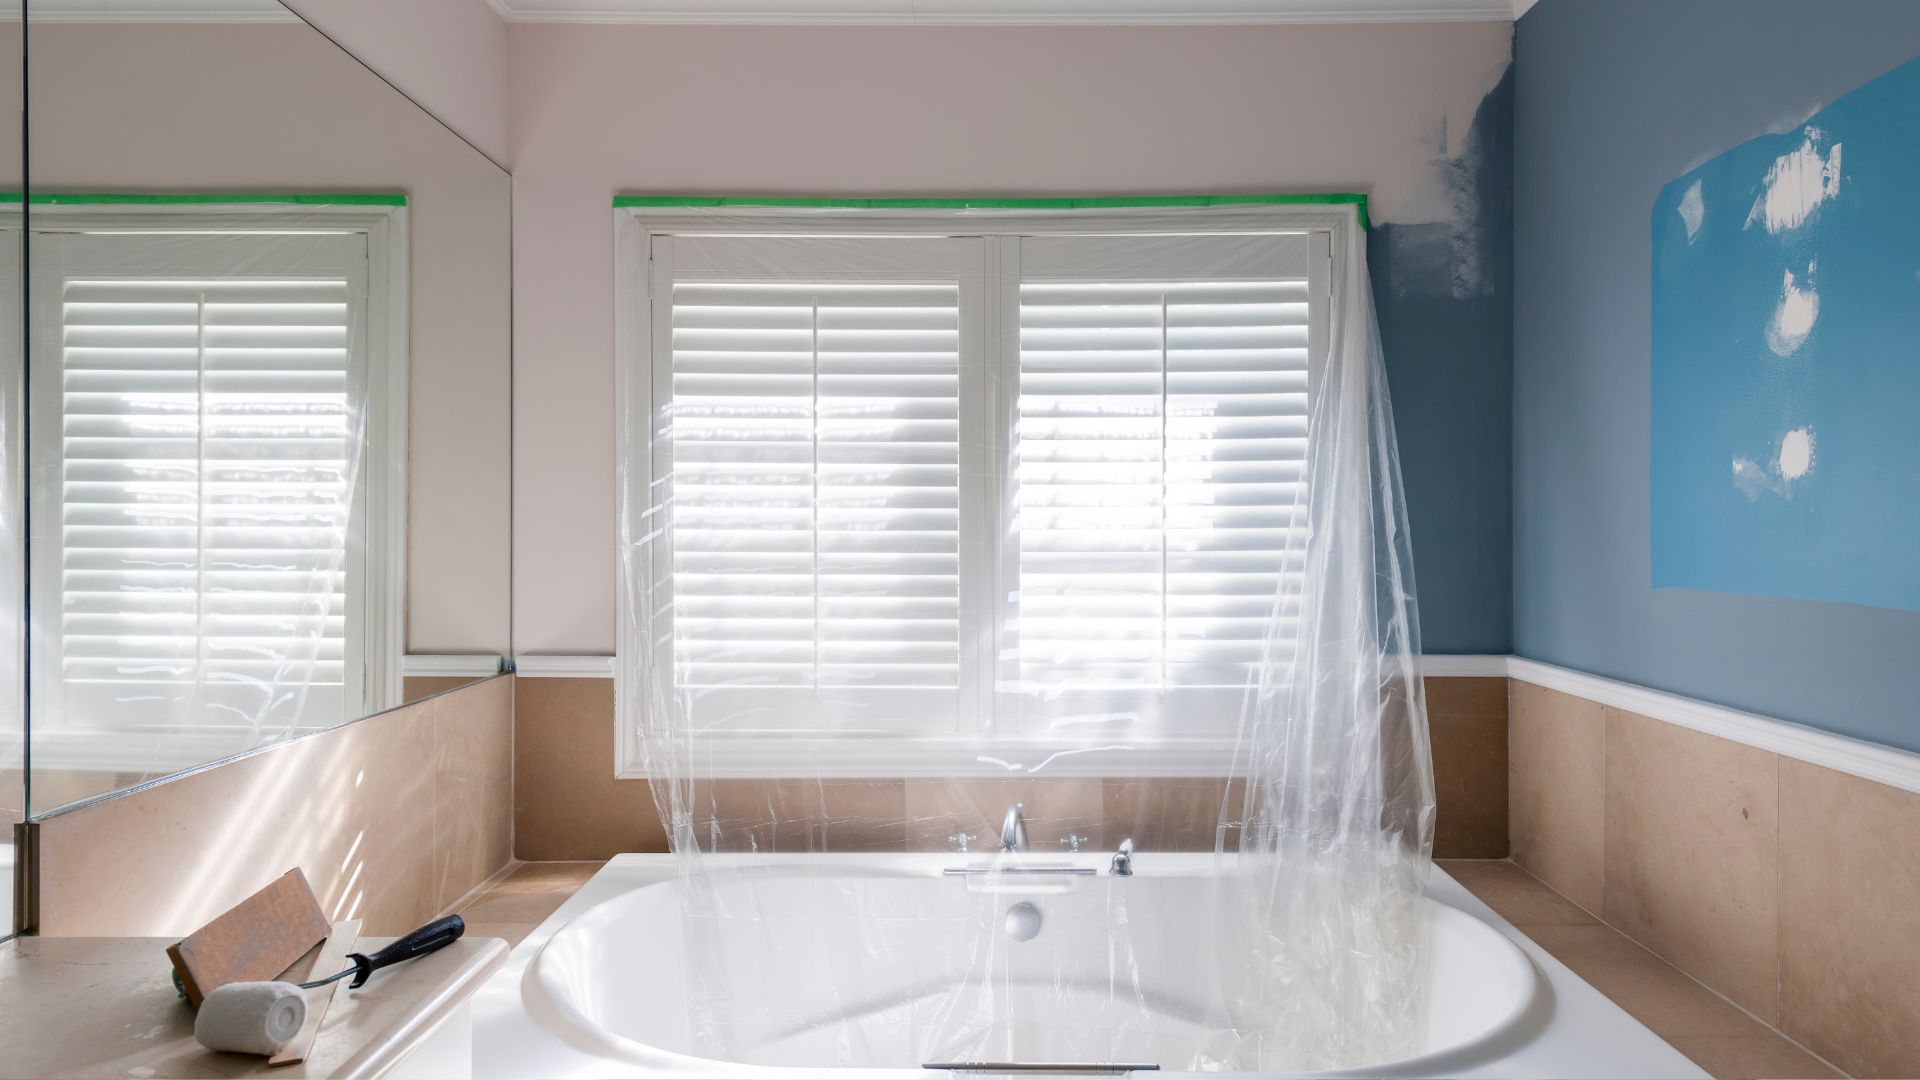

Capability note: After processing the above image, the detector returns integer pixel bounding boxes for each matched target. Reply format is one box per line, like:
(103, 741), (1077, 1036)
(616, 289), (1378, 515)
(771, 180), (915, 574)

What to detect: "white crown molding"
(514, 654), (618, 678)
(1507, 657), (1920, 798)
(491, 0), (1513, 25)
(7, 0), (301, 22)
(401, 653), (506, 678)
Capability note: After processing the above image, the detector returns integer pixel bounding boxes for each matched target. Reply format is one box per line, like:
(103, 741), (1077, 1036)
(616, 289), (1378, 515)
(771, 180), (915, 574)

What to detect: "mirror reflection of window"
(27, 207), (405, 773)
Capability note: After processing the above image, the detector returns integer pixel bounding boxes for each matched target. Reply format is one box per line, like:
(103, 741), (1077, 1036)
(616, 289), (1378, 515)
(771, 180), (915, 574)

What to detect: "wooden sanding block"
(166, 868), (331, 1007)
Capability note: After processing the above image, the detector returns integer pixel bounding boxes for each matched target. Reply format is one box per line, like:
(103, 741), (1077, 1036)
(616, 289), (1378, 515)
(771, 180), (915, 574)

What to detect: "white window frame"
(614, 204), (1346, 779)
(24, 202), (407, 773)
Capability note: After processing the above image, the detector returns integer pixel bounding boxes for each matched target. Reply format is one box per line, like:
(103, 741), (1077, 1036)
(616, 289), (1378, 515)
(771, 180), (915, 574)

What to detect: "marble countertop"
(0, 934), (507, 1079)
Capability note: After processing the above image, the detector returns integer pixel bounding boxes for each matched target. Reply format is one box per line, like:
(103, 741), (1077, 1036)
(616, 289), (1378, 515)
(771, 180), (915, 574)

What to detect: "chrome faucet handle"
(1059, 834), (1087, 853)
(1000, 803), (1029, 853)
(948, 832), (975, 853)
(1111, 836), (1134, 876)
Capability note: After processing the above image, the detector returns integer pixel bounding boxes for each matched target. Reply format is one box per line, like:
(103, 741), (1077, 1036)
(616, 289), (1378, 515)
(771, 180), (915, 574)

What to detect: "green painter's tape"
(613, 193), (1370, 230)
(0, 192), (406, 206)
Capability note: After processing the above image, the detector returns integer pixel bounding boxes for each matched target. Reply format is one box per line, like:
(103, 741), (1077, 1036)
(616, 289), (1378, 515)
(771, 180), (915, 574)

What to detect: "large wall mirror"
(0, 2), (19, 935)
(13, 0), (511, 820)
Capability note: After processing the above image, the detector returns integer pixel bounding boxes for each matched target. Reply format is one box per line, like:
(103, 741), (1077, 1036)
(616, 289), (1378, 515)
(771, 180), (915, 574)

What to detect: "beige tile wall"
(513, 675), (1510, 861)
(1428, 676), (1510, 858)
(1510, 680), (1607, 910)
(404, 674), (495, 703)
(28, 674), (513, 937)
(1509, 680), (1920, 1078)
(514, 676), (663, 860)
(1777, 758), (1920, 1078)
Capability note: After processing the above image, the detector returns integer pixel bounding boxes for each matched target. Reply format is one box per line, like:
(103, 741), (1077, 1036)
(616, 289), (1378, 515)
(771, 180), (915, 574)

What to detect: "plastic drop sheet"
(618, 202), (1434, 1073)
(25, 203), (398, 786)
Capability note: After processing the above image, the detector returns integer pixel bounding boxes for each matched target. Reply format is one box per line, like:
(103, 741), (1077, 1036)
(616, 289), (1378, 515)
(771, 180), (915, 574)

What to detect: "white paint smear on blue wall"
(1652, 55), (1920, 613)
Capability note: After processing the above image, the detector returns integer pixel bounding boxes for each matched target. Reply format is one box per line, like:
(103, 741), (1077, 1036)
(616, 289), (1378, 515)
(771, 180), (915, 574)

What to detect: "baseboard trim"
(515, 653), (1510, 680)
(1418, 654), (1511, 677)
(402, 653), (505, 678)
(507, 650), (1920, 795)
(513, 654), (616, 678)
(1507, 656), (1920, 797)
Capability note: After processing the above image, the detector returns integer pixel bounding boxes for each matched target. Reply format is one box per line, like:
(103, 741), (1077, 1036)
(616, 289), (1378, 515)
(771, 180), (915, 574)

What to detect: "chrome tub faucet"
(1001, 803), (1029, 853)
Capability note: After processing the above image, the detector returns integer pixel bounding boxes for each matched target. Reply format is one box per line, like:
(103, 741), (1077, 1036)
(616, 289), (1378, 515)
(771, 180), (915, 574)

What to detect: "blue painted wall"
(1515, 1), (1920, 751)
(1377, 67), (1514, 655)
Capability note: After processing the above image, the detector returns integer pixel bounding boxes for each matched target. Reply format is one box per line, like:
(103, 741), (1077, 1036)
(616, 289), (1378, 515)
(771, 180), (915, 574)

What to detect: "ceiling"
(483, 0), (1526, 24)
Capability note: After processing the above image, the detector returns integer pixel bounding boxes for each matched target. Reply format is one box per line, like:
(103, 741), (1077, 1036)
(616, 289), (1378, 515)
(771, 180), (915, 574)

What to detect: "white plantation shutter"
(1011, 234), (1318, 706)
(31, 231), (373, 734)
(653, 236), (983, 728)
(627, 223), (1325, 742)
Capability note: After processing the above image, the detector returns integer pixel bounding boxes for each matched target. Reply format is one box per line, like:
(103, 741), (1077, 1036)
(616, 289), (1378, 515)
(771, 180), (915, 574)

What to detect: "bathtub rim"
(520, 857), (1544, 1077)
(471, 855), (1712, 1080)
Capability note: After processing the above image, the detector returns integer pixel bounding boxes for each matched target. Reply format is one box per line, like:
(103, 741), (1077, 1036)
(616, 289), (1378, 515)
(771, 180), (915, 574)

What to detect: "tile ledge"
(337, 937), (508, 1080)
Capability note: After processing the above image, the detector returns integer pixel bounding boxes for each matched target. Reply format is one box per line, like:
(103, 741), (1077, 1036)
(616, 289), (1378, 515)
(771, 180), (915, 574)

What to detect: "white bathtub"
(473, 854), (1709, 1079)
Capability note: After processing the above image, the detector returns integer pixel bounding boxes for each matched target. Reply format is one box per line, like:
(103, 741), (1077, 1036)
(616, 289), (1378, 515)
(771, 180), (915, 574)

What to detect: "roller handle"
(345, 914), (464, 988)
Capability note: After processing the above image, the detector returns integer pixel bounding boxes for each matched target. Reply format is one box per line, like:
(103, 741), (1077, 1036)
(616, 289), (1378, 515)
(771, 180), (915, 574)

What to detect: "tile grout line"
(508, 675), (518, 878)
(428, 695), (443, 924)
(440, 857), (525, 921)
(1599, 699), (1608, 926)
(1772, 751), (1805, 1073)
(1499, 858), (1851, 1079)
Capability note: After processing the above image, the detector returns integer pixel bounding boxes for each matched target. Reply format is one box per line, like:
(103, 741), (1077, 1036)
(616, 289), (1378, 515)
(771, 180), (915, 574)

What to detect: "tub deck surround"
(511, 673), (1513, 861)
(0, 933), (507, 1080)
(469, 854), (1703, 1078)
(455, 861), (603, 946)
(1444, 862), (1839, 1080)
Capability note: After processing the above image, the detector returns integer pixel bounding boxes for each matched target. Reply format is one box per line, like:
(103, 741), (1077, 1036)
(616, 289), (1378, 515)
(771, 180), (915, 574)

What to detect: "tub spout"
(1000, 803), (1029, 853)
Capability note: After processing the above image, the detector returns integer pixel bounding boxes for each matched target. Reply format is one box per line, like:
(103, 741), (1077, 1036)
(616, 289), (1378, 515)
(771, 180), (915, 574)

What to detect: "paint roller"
(189, 915), (466, 1055)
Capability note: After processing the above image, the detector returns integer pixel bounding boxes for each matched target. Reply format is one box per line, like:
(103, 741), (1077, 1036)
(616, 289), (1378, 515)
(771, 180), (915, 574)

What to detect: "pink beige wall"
(26, 676), (512, 938)
(1511, 681), (1920, 1078)
(511, 674), (1509, 860)
(505, 22), (1514, 655)
(281, 0), (511, 168)
(28, 22), (513, 656)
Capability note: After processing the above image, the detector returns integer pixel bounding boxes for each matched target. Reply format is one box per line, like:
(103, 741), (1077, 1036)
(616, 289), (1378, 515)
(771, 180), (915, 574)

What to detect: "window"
(619, 209), (1333, 776)
(28, 209), (405, 768)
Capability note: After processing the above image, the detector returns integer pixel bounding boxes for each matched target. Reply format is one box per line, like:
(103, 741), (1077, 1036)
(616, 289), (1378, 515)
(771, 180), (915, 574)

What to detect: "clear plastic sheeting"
(25, 202), (402, 793)
(616, 201), (1432, 1074)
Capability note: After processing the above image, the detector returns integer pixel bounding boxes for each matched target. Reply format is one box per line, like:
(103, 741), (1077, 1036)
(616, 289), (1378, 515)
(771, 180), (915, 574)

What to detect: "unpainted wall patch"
(1746, 129), (1843, 235)
(1678, 181), (1706, 242)
(1731, 426), (1816, 501)
(1765, 263), (1819, 356)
